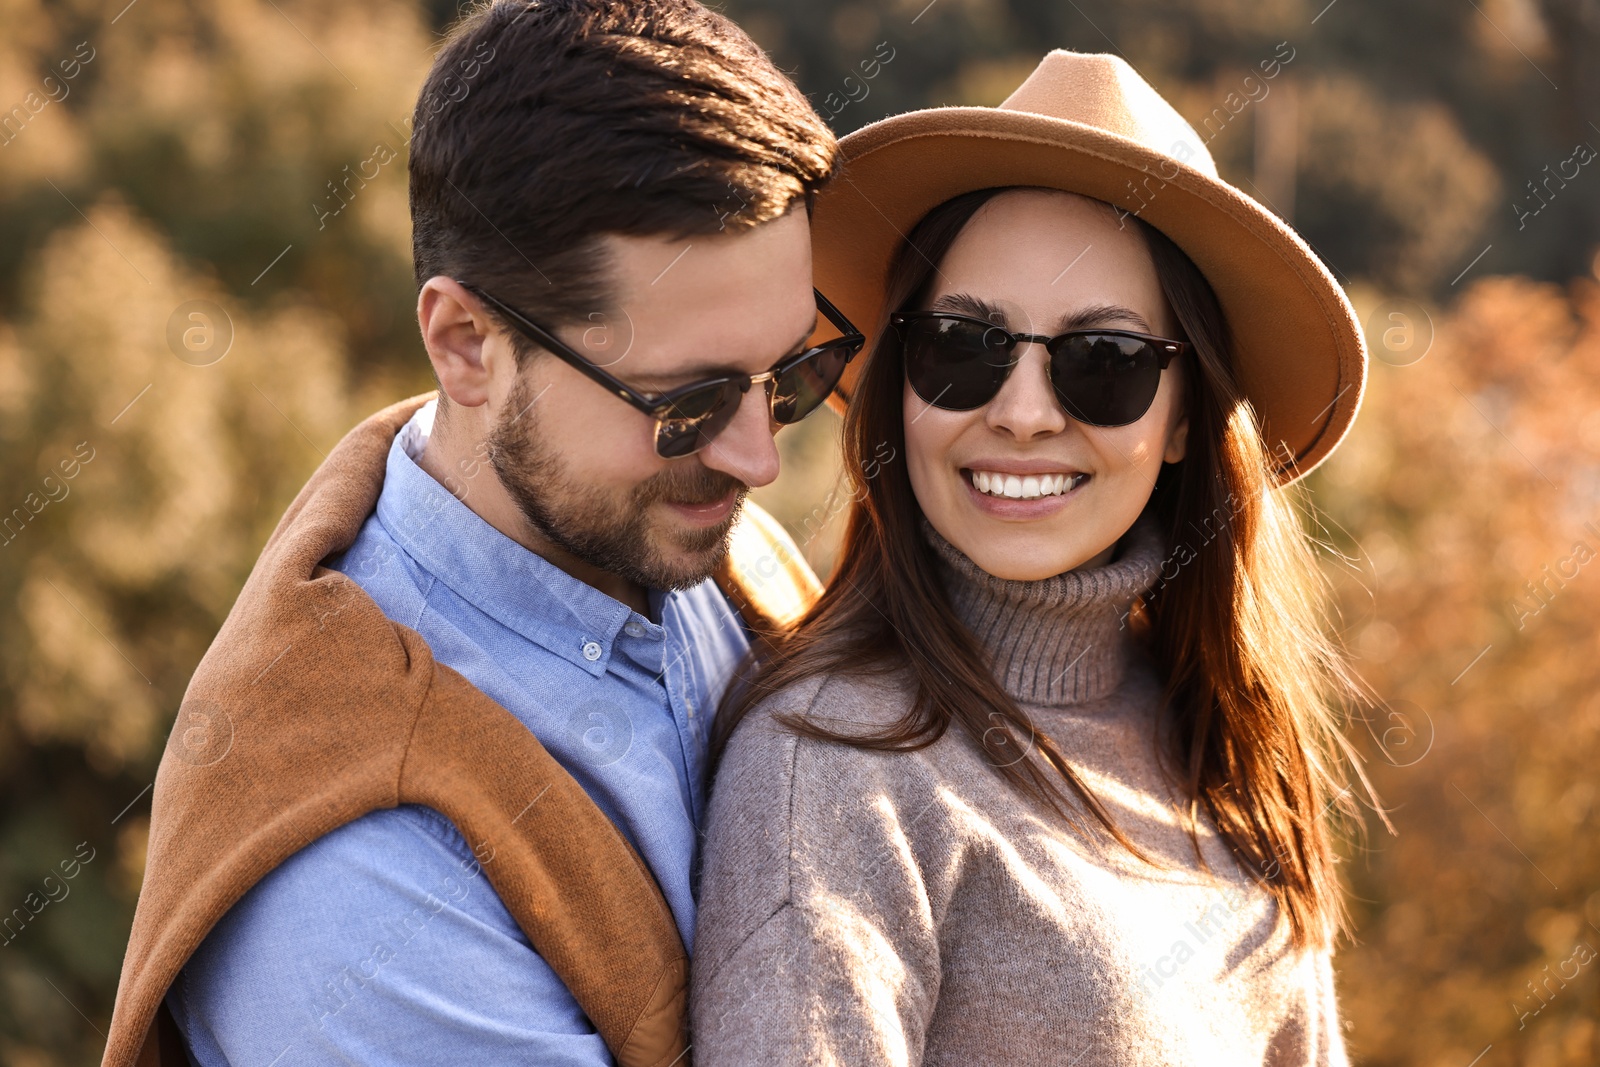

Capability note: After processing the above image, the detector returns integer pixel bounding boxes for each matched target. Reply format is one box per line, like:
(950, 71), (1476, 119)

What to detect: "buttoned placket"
(373, 400), (741, 956)
(642, 591), (713, 827)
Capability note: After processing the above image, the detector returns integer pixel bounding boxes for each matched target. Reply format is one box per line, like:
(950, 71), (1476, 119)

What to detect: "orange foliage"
(1315, 277), (1600, 1065)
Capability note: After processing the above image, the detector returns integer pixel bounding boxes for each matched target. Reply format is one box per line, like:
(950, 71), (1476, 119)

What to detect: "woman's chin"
(943, 523), (1117, 581)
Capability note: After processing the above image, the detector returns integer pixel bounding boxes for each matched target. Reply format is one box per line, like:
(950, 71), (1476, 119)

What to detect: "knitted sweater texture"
(689, 512), (1349, 1066)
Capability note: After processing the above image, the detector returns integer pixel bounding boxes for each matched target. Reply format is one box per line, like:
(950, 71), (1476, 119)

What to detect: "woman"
(691, 50), (1377, 1065)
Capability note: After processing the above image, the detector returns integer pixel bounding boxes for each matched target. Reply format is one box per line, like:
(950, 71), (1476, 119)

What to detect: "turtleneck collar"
(918, 510), (1166, 708)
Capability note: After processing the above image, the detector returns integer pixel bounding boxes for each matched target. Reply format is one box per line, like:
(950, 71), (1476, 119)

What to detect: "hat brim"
(810, 106), (1366, 486)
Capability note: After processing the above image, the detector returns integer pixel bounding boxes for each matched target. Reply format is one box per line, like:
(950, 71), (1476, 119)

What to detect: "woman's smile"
(961, 463), (1090, 519)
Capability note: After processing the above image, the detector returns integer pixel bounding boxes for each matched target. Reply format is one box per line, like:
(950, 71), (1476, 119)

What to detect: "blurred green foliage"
(1, 0), (1596, 1062)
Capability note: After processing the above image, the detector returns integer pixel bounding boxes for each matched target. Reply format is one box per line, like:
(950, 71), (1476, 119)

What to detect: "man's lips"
(663, 487), (741, 526)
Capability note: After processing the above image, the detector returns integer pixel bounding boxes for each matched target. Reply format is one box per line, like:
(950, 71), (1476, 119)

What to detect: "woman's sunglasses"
(891, 310), (1187, 427)
(458, 281), (866, 459)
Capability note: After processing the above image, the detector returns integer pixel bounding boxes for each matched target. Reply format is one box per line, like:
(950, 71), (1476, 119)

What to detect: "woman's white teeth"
(970, 470), (1084, 499)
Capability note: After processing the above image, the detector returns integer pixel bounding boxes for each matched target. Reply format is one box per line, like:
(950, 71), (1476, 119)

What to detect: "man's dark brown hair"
(409, 0), (837, 371)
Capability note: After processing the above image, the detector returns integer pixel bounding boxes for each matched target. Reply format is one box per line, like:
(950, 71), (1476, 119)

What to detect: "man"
(100, 1), (855, 1063)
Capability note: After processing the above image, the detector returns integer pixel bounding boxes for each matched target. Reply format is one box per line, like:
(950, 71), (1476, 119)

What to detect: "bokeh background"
(3, 0), (1599, 1062)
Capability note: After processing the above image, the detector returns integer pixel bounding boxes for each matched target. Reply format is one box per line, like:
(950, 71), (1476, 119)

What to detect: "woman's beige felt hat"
(813, 49), (1367, 485)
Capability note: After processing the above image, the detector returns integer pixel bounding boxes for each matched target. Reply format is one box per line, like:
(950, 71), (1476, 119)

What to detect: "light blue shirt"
(166, 399), (752, 1066)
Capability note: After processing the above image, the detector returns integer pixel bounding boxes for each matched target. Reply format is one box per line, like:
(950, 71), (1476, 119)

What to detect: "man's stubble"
(486, 373), (749, 592)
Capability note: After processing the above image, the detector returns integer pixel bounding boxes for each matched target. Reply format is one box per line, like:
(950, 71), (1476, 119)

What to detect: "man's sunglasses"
(457, 281), (866, 459)
(891, 310), (1188, 427)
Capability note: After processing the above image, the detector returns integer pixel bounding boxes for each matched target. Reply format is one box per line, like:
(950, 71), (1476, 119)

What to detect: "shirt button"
(624, 621), (646, 638)
(581, 641), (602, 662)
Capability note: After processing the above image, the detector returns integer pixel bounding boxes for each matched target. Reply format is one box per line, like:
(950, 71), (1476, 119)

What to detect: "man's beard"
(485, 377), (749, 592)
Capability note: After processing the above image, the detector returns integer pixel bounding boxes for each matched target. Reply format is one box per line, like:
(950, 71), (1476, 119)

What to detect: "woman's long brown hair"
(710, 186), (1380, 951)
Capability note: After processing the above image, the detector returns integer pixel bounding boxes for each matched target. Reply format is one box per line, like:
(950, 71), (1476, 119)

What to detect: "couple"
(104, 0), (1370, 1064)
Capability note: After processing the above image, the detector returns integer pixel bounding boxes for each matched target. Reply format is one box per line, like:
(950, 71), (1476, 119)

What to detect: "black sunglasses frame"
(456, 280), (866, 458)
(890, 309), (1189, 427)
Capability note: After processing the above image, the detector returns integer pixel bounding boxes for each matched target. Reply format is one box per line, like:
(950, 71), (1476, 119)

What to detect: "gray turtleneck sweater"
(689, 513), (1350, 1066)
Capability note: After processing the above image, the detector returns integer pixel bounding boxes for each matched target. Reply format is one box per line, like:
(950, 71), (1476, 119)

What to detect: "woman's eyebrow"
(928, 292), (1006, 322)
(928, 293), (1153, 334)
(1054, 303), (1152, 333)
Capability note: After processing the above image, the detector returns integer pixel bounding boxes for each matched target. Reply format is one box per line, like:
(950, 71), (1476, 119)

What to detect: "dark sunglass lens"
(1048, 334), (1163, 426)
(770, 341), (856, 424)
(655, 381), (741, 458)
(902, 318), (1013, 410)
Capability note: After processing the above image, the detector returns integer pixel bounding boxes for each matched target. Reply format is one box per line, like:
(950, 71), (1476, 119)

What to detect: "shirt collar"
(374, 398), (657, 676)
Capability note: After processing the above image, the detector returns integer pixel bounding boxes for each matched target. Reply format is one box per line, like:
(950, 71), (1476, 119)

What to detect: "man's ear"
(419, 277), (498, 409)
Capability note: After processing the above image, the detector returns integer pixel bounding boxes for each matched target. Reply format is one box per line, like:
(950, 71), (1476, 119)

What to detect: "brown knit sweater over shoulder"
(689, 511), (1350, 1066)
(101, 393), (824, 1067)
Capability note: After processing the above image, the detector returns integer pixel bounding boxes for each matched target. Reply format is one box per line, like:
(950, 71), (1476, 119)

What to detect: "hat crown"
(1000, 50), (1218, 178)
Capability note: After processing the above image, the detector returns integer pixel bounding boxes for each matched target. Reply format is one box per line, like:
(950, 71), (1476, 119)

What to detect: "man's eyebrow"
(628, 310), (820, 390)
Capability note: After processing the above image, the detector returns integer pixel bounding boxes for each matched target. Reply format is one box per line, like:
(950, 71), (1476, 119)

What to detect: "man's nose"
(697, 382), (781, 488)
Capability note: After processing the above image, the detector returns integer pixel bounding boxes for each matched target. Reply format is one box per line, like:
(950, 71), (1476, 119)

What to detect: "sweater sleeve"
(1311, 949), (1352, 1066)
(1264, 946), (1351, 1067)
(690, 680), (944, 1067)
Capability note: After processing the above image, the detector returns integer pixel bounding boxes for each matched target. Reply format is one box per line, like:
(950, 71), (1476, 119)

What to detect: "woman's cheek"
(901, 386), (957, 517)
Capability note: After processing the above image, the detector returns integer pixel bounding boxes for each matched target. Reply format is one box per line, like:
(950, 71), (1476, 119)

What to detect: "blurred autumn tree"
(0, 0), (434, 1059)
(0, 0), (1597, 1063)
(727, 0), (1598, 291)
(1315, 278), (1600, 1066)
